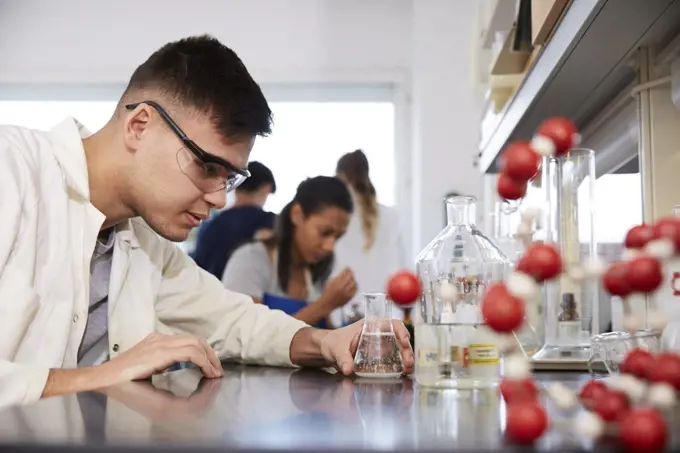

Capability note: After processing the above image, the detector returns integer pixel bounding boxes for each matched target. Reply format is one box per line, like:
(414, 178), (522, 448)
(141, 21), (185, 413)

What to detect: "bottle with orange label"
(414, 311), (501, 388)
(414, 195), (508, 389)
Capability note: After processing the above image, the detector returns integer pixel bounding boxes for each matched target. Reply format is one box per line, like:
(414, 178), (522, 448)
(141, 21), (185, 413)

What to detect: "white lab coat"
(331, 196), (409, 324)
(0, 117), (308, 408)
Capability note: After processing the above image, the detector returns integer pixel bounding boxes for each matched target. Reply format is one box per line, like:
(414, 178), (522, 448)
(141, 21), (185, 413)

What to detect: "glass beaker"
(532, 148), (599, 364)
(588, 330), (661, 374)
(353, 293), (404, 378)
(415, 195), (516, 389)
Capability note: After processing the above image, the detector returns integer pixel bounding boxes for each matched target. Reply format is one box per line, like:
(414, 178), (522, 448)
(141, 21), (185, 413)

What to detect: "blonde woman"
(331, 150), (408, 326)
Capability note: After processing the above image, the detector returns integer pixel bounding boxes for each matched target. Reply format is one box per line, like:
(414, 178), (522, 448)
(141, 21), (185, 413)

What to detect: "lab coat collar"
(48, 117), (140, 249)
(116, 219), (141, 249)
(48, 117), (93, 200)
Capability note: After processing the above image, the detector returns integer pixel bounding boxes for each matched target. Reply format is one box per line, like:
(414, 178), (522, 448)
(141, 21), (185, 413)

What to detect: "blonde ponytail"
(351, 183), (378, 252)
(336, 149), (379, 252)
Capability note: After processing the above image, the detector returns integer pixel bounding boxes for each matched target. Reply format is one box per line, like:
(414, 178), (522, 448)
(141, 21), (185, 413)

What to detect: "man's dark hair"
(237, 161), (277, 194)
(121, 34), (272, 139)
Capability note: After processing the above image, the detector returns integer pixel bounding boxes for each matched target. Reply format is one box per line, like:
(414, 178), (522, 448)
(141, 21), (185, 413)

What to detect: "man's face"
(123, 104), (255, 242)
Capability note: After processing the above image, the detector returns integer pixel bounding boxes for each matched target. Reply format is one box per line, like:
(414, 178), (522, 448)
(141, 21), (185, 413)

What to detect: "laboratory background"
(1, 0), (680, 451)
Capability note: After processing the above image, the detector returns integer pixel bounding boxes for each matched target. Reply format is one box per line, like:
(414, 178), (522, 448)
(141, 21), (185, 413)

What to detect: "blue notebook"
(263, 293), (327, 329)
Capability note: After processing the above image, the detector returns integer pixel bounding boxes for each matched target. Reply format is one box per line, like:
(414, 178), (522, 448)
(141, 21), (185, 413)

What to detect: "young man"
(0, 35), (414, 408)
(191, 161), (277, 279)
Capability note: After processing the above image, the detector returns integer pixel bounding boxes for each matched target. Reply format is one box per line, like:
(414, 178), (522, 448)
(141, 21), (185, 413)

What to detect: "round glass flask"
(414, 195), (511, 388)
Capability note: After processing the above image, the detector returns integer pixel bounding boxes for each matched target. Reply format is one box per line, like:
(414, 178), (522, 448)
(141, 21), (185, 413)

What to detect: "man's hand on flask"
(101, 333), (224, 384)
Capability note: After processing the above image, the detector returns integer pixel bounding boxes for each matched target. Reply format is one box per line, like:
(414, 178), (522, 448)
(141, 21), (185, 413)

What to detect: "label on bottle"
(417, 348), (439, 364)
(558, 321), (581, 344)
(450, 346), (467, 366)
(467, 344), (500, 365)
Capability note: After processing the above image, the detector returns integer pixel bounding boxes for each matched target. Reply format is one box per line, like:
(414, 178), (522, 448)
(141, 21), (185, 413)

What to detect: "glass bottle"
(414, 195), (511, 389)
(353, 293), (404, 378)
(532, 148), (598, 363)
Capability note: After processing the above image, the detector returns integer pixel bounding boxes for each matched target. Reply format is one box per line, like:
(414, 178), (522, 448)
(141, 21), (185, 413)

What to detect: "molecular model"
(386, 117), (680, 453)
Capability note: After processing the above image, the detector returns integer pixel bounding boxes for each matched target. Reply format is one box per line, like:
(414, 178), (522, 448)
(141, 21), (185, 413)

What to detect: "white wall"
(0, 0), (484, 261)
(410, 0), (483, 253)
(0, 0), (412, 84)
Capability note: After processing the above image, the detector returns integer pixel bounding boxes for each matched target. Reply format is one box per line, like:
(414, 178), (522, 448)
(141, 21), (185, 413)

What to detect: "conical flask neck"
(446, 196), (476, 226)
(363, 293), (392, 320)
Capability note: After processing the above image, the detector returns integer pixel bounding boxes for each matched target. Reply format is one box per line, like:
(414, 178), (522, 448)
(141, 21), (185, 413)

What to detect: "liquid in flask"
(353, 293), (404, 378)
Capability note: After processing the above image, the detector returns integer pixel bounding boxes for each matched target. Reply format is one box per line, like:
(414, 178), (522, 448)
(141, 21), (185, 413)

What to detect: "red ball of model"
(625, 224), (655, 249)
(620, 348), (656, 379)
(594, 389), (630, 422)
(500, 141), (542, 182)
(647, 353), (680, 391)
(515, 242), (562, 282)
(497, 173), (527, 200)
(500, 378), (539, 404)
(602, 261), (633, 297)
(505, 401), (548, 444)
(481, 283), (525, 333)
(653, 216), (680, 252)
(578, 379), (608, 408)
(536, 117), (579, 157)
(386, 270), (422, 306)
(626, 256), (663, 293)
(619, 409), (668, 453)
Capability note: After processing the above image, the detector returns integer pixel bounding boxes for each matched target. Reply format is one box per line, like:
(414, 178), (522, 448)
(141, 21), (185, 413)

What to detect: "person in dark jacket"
(191, 161), (277, 278)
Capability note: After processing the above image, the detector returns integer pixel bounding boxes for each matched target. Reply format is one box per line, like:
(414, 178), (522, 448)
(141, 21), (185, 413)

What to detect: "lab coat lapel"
(108, 221), (139, 317)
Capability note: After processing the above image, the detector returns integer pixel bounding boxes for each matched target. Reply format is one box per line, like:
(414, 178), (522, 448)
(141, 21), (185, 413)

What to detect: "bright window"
(0, 100), (397, 214)
(249, 101), (395, 213)
(0, 98), (397, 252)
(587, 173), (643, 244)
(0, 101), (116, 132)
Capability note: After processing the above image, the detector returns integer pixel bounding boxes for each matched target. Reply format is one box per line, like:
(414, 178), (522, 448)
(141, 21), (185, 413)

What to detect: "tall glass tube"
(532, 148), (598, 363)
(491, 200), (524, 264)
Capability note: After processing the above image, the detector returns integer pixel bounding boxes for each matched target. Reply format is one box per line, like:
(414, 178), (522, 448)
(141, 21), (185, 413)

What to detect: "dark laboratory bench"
(0, 365), (678, 453)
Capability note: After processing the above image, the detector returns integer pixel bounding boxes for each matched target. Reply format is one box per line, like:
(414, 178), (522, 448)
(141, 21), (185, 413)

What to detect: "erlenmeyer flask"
(353, 293), (404, 378)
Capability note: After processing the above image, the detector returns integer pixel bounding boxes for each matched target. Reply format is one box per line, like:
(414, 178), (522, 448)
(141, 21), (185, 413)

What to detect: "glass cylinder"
(353, 293), (404, 378)
(490, 200), (524, 264)
(532, 148), (598, 363)
(414, 196), (510, 389)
